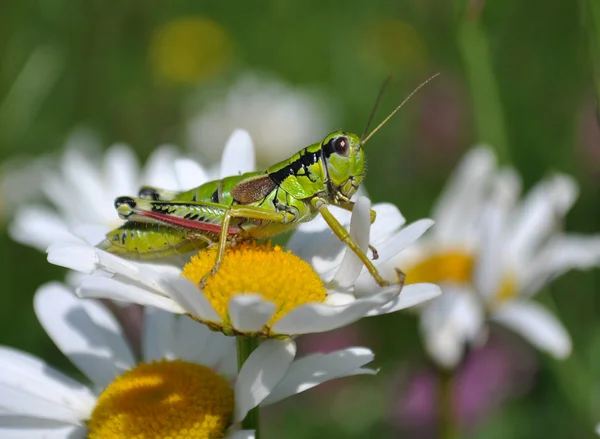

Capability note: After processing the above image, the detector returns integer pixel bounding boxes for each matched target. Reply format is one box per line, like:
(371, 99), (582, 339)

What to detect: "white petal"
(432, 146), (496, 244)
(220, 130), (255, 178)
(366, 283), (442, 316)
(227, 430), (255, 439)
(48, 147), (105, 221)
(34, 283), (135, 388)
(142, 146), (180, 190)
(262, 347), (375, 405)
(228, 295), (275, 333)
(216, 344), (238, 380)
(142, 307), (176, 361)
(509, 173), (578, 266)
(522, 234), (600, 295)
(332, 197), (371, 288)
(47, 244), (99, 274)
(103, 144), (139, 200)
(370, 203), (406, 244)
(79, 276), (185, 314)
(0, 347), (95, 423)
(172, 316), (234, 367)
(419, 287), (485, 369)
(473, 197), (507, 302)
(71, 224), (111, 246)
(9, 206), (71, 251)
(0, 416), (87, 439)
(234, 339), (296, 422)
(491, 300), (571, 358)
(371, 219), (435, 264)
(272, 289), (396, 335)
(160, 277), (221, 322)
(286, 206), (352, 279)
(347, 219), (435, 291)
(174, 158), (209, 189)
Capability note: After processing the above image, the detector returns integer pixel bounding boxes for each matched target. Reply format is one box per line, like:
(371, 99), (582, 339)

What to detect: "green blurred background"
(1, 0), (600, 438)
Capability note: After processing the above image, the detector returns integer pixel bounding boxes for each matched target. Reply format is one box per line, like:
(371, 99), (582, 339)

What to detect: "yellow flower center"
(495, 274), (518, 304)
(404, 252), (474, 285)
(88, 360), (234, 439)
(149, 16), (232, 84)
(403, 251), (518, 304)
(182, 242), (327, 336)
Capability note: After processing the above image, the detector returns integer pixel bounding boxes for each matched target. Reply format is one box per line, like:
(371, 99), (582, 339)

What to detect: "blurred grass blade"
(457, 2), (511, 164)
(586, 0), (600, 120)
(0, 46), (63, 147)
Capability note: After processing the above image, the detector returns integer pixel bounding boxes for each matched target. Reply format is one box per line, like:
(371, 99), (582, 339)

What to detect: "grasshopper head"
(321, 131), (365, 201)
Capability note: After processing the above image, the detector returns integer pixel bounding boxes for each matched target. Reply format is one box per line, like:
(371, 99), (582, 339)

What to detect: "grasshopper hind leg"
(98, 222), (213, 260)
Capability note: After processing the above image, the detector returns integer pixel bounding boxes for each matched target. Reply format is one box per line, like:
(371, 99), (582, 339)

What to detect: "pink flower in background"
(390, 331), (537, 438)
(414, 74), (469, 173)
(577, 98), (600, 176)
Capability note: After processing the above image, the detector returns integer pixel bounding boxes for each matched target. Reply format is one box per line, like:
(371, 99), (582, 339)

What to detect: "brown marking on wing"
(231, 174), (277, 204)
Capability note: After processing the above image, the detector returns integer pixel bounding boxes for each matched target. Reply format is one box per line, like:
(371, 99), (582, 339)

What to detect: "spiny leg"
(312, 197), (403, 288)
(334, 198), (377, 224)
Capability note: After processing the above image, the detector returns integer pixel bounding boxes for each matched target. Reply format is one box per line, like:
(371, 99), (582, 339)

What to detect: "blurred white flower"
(0, 282), (378, 439)
(7, 128), (254, 252)
(185, 72), (334, 166)
(393, 146), (600, 369)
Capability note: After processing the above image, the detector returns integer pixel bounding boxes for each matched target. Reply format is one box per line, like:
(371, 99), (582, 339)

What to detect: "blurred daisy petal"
(219, 129), (255, 178)
(174, 158), (209, 189)
(420, 288), (485, 369)
(492, 300), (571, 359)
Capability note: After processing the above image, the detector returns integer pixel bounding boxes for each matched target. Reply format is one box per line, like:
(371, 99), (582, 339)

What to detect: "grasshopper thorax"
(321, 131), (365, 202)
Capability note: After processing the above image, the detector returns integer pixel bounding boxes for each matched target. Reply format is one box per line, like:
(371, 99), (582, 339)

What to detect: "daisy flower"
(8, 128), (255, 251)
(394, 146), (600, 368)
(0, 282), (379, 439)
(47, 196), (441, 338)
(186, 72), (334, 165)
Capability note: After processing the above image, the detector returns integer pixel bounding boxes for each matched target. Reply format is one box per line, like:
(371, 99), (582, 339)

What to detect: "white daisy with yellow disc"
(392, 147), (600, 369)
(0, 283), (379, 439)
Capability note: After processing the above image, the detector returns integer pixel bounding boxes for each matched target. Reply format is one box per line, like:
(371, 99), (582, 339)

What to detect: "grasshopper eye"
(334, 136), (350, 156)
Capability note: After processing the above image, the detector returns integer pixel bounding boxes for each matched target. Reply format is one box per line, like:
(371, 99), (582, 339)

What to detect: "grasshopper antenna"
(362, 72), (440, 145)
(360, 76), (393, 143)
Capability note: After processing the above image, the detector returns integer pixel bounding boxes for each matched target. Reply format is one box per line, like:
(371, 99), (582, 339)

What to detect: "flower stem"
(237, 336), (261, 437)
(438, 367), (458, 439)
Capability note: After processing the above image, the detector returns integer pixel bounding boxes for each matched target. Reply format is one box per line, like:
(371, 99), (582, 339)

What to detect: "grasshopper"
(99, 74), (439, 288)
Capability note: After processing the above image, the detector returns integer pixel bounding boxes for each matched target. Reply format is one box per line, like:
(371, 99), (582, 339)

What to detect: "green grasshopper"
(99, 74), (439, 288)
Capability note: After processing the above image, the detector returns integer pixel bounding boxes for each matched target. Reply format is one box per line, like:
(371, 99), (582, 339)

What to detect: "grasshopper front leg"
(334, 198), (377, 224)
(311, 197), (404, 289)
(333, 199), (379, 260)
